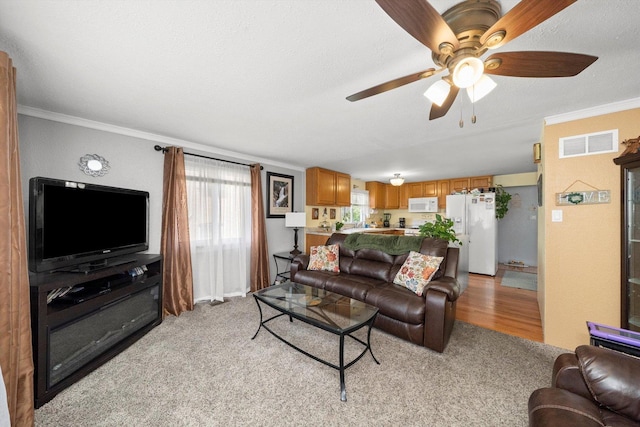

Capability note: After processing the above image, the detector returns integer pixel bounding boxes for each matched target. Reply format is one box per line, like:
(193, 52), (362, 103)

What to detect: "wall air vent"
(559, 129), (618, 159)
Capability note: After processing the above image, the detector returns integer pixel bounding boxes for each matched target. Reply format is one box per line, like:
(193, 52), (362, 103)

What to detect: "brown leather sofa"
(528, 344), (640, 426)
(290, 233), (460, 353)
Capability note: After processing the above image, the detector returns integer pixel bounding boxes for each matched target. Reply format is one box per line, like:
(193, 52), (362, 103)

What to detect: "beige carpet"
(35, 295), (564, 426)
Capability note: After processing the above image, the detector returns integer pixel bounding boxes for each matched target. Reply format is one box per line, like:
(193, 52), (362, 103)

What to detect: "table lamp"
(285, 212), (306, 255)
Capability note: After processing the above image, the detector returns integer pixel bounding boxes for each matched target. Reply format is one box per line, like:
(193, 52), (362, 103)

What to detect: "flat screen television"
(29, 177), (149, 273)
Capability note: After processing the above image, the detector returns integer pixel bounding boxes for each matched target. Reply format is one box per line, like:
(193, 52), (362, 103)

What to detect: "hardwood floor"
(456, 265), (543, 342)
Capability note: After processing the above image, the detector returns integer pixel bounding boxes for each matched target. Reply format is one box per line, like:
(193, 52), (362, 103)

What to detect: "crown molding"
(17, 105), (305, 171)
(545, 97), (640, 125)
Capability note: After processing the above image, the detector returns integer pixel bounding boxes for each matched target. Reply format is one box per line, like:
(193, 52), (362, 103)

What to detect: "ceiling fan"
(346, 0), (598, 120)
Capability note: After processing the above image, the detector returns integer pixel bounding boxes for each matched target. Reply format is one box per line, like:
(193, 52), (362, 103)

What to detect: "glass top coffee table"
(252, 282), (379, 401)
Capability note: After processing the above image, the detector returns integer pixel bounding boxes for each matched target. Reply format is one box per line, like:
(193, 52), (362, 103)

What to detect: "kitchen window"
(341, 190), (369, 224)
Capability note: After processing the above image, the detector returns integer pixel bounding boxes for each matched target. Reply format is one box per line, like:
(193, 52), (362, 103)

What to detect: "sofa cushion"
(349, 249), (395, 282)
(364, 285), (426, 325)
(323, 274), (384, 301)
(393, 251), (443, 296)
(308, 244), (340, 272)
(292, 269), (337, 289)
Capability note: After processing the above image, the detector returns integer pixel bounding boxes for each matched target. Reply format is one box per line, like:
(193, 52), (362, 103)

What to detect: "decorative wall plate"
(79, 154), (110, 177)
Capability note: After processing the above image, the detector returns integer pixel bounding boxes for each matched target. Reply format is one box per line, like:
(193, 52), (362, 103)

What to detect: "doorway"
(498, 185), (538, 268)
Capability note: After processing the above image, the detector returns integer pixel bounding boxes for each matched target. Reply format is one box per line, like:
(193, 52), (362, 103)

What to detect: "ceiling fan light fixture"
(466, 74), (497, 103)
(390, 173), (405, 186)
(424, 80), (451, 106)
(452, 56), (484, 89)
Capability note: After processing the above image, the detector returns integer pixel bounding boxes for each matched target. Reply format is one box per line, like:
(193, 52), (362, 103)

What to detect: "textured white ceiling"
(1, 0), (639, 182)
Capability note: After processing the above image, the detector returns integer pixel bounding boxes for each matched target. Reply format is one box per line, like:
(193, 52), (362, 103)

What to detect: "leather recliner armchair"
(528, 344), (640, 426)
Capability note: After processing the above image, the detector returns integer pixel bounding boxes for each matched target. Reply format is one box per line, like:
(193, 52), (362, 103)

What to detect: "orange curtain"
(0, 51), (34, 425)
(160, 147), (194, 316)
(250, 164), (270, 292)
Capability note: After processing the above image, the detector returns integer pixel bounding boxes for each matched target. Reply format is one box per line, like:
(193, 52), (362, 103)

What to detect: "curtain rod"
(154, 145), (263, 170)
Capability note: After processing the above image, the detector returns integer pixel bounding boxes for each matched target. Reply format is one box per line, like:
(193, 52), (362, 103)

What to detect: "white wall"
(18, 114), (304, 284)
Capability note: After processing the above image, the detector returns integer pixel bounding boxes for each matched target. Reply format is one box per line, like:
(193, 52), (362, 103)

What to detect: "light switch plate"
(552, 210), (563, 222)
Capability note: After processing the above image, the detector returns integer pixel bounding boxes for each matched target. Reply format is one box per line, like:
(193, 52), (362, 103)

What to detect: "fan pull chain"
(459, 94), (464, 128)
(470, 85), (477, 124)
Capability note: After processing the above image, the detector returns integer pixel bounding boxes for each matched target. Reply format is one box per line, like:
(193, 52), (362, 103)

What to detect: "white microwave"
(408, 197), (438, 213)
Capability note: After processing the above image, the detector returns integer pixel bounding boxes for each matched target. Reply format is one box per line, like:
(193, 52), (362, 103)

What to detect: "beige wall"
(493, 172), (537, 187)
(541, 107), (640, 350)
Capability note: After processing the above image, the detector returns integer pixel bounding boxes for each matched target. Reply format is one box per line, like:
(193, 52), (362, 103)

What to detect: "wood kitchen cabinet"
(305, 233), (330, 254)
(437, 180), (450, 209)
(407, 182), (425, 198)
(470, 175), (493, 190)
(366, 174), (494, 211)
(450, 177), (470, 193)
(399, 184), (409, 209)
(423, 181), (438, 197)
(365, 181), (386, 209)
(335, 172), (351, 206)
(384, 184), (400, 209)
(306, 167), (351, 206)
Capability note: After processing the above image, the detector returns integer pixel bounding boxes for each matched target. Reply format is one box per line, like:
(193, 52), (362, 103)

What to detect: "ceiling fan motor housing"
(431, 0), (502, 69)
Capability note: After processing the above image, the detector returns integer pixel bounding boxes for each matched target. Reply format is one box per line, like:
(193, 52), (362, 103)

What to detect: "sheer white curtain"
(185, 156), (252, 302)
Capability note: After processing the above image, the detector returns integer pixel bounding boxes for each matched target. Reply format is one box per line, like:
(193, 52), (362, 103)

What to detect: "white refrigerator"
(446, 193), (498, 276)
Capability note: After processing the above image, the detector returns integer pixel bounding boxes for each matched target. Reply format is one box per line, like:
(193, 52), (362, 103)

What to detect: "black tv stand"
(29, 254), (163, 408)
(54, 256), (138, 274)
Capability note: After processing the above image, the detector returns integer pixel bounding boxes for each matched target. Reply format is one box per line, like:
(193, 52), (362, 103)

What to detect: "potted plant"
(494, 185), (512, 220)
(419, 214), (461, 245)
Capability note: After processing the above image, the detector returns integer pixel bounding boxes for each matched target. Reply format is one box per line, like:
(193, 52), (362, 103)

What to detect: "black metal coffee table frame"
(252, 282), (379, 401)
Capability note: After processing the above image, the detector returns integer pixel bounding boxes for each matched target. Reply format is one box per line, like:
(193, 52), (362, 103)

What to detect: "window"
(183, 156), (252, 302)
(341, 190), (370, 224)
(559, 129), (617, 158)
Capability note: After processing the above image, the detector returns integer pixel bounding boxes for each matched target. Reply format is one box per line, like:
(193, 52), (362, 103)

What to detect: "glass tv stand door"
(625, 165), (640, 331)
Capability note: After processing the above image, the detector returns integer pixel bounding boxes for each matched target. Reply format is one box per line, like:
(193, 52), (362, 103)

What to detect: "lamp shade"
(452, 56), (484, 89)
(285, 212), (306, 228)
(466, 75), (497, 103)
(389, 173), (404, 186)
(424, 80), (451, 106)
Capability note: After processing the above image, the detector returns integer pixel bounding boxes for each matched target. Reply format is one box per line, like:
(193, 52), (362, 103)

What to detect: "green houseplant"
(419, 214), (461, 245)
(494, 185), (512, 220)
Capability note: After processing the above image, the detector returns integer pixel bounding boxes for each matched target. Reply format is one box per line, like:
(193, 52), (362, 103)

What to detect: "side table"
(272, 251), (303, 285)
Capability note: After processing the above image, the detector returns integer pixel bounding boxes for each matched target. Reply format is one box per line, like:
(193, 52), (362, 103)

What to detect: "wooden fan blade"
(484, 51), (598, 77)
(429, 85), (459, 120)
(346, 69), (435, 102)
(480, 0), (577, 49)
(376, 0), (459, 53)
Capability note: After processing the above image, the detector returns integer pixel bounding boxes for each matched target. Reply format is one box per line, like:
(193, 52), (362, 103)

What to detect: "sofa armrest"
(428, 276), (460, 302)
(290, 254), (310, 281)
(443, 247), (459, 279)
(575, 344), (640, 421)
(552, 353), (592, 401)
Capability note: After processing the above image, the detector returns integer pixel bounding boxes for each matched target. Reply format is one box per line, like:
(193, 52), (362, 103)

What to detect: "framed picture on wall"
(267, 172), (294, 218)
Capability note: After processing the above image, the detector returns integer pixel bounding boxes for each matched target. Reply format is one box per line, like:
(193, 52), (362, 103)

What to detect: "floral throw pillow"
(393, 251), (443, 296)
(308, 244), (340, 272)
